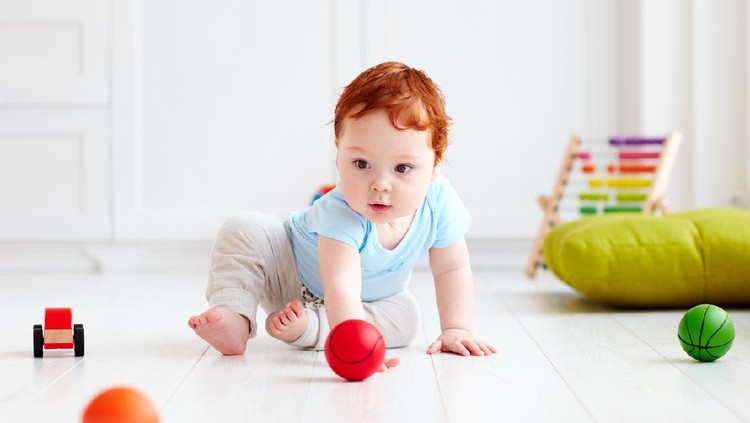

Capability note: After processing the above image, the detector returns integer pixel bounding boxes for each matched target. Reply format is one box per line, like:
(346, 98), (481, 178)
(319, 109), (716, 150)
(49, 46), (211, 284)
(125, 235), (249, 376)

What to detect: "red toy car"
(33, 308), (84, 358)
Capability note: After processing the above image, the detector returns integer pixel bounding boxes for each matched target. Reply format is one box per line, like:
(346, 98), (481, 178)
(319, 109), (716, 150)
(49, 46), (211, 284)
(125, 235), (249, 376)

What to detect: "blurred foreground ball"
(82, 386), (159, 423)
(678, 304), (734, 362)
(325, 319), (386, 381)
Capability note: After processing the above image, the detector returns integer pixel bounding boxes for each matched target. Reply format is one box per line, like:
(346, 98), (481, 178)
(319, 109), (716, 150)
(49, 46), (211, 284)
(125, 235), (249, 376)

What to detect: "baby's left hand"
(427, 328), (497, 356)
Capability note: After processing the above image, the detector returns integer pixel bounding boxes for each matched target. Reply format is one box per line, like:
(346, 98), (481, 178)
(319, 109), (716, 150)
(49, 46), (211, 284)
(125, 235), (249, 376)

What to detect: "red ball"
(324, 319), (386, 381)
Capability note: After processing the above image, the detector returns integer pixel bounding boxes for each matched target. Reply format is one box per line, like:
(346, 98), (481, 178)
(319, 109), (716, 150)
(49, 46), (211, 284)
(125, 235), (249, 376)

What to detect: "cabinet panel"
(0, 111), (110, 240)
(0, 134), (81, 213)
(0, 0), (109, 104)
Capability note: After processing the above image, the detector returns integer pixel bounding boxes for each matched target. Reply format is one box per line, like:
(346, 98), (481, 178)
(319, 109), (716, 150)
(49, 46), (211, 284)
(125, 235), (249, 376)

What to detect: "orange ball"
(82, 386), (159, 423)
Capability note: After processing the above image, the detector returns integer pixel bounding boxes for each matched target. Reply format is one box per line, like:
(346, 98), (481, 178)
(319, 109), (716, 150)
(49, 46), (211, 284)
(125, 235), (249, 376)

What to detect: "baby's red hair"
(334, 62), (451, 164)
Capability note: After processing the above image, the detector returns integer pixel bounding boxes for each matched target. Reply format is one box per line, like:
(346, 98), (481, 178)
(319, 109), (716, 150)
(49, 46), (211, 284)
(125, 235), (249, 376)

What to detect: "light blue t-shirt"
(288, 175), (471, 302)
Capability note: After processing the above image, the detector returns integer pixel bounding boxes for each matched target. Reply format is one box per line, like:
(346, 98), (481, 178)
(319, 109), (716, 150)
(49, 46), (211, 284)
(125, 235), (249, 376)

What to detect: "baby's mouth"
(368, 203), (392, 212)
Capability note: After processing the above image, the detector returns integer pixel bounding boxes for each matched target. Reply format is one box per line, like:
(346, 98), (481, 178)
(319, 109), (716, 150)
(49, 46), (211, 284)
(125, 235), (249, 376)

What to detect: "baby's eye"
(353, 160), (370, 170)
(394, 164), (412, 174)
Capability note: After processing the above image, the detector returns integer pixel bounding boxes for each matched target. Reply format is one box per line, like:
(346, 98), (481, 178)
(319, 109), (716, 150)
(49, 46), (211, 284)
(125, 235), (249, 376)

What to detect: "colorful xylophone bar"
(526, 132), (682, 278)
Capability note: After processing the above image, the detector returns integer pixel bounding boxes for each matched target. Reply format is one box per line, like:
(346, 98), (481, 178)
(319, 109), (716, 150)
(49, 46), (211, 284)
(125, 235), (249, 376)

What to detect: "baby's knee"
(220, 214), (264, 237)
(378, 293), (421, 348)
(391, 315), (420, 348)
(218, 213), (280, 245)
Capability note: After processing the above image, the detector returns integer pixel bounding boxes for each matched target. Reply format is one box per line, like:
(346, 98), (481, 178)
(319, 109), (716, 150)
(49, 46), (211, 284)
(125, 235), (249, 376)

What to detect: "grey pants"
(206, 213), (421, 350)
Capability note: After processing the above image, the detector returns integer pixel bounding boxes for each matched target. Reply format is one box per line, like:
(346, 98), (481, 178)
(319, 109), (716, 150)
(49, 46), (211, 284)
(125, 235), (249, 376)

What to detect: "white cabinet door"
(0, 0), (109, 104)
(0, 0), (110, 240)
(0, 111), (110, 239)
(113, 0), (336, 239)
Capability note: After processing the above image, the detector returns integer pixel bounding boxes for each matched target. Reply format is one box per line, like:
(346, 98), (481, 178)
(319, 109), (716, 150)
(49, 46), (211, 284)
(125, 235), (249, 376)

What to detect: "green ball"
(678, 304), (734, 362)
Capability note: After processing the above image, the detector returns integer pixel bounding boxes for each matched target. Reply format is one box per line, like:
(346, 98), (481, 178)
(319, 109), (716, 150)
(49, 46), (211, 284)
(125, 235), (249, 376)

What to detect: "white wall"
(353, 0), (620, 238)
(0, 0), (748, 271)
(115, 0), (620, 241)
(639, 0), (748, 211)
(113, 0), (335, 240)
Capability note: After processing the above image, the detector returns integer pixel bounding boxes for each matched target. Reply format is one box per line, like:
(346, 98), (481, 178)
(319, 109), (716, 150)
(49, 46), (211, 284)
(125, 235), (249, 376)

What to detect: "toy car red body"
(33, 308), (84, 357)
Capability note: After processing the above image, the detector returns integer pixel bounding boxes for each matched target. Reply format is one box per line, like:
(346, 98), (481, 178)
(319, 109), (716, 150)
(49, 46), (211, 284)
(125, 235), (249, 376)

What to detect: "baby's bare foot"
(266, 300), (307, 343)
(188, 306), (250, 355)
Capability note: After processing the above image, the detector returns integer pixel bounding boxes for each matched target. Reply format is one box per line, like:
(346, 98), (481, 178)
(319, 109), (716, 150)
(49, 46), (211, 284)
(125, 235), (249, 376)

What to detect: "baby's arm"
(427, 237), (497, 356)
(318, 235), (365, 326)
(318, 235), (400, 370)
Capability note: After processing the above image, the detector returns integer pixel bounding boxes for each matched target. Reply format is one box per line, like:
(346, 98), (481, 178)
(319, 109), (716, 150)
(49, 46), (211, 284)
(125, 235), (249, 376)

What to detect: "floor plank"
(506, 273), (745, 422)
(613, 309), (750, 421)
(2, 270), (750, 422)
(4, 274), (208, 422)
(300, 327), (445, 422)
(412, 271), (594, 422)
(164, 335), (317, 422)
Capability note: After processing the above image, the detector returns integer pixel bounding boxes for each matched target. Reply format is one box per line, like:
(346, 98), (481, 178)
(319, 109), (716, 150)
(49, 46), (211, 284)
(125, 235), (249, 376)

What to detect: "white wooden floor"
(2, 269), (750, 422)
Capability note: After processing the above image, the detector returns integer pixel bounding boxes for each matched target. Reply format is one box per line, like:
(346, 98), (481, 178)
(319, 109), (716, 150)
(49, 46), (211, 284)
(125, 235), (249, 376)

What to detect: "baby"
(188, 61), (496, 369)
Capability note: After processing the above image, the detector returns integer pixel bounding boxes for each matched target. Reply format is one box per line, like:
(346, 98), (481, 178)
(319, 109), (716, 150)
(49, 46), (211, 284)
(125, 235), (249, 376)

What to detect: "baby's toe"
(290, 300), (305, 317)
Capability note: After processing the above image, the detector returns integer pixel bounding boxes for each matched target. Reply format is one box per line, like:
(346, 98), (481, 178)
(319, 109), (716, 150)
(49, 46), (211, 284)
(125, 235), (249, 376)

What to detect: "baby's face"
(336, 109), (438, 224)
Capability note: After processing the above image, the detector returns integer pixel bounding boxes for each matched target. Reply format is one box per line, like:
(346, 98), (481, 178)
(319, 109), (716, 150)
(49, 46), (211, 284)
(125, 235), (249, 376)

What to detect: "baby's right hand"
(377, 356), (400, 372)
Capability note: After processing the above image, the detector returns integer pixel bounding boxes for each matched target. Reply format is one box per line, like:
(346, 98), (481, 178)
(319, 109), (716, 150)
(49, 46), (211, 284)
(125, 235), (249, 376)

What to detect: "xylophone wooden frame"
(525, 131), (682, 278)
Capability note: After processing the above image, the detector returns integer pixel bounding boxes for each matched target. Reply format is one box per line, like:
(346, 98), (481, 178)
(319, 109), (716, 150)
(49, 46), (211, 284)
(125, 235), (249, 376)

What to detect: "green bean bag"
(544, 208), (750, 307)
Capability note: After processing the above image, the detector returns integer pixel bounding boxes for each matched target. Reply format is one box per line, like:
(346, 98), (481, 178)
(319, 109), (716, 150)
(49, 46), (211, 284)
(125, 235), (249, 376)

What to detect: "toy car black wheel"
(73, 324), (84, 357)
(33, 324), (43, 358)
